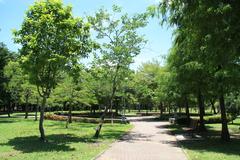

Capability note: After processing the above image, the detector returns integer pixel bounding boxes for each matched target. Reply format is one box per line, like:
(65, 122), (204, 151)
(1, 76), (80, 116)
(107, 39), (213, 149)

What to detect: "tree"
(13, 0), (93, 141)
(50, 69), (97, 128)
(0, 42), (15, 115)
(88, 5), (148, 138)
(153, 0), (240, 140)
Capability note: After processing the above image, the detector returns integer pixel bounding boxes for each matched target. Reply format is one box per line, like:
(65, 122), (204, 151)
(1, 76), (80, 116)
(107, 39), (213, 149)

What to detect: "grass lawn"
(0, 116), (133, 160)
(169, 118), (240, 160)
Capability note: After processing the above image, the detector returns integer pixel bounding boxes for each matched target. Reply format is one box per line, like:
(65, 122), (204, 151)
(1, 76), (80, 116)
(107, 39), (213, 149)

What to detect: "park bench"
(183, 119), (199, 136)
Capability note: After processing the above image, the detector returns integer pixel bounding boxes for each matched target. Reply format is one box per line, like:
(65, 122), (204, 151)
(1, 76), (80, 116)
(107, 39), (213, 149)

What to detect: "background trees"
(0, 0), (238, 145)
(151, 0), (240, 141)
(0, 42), (15, 115)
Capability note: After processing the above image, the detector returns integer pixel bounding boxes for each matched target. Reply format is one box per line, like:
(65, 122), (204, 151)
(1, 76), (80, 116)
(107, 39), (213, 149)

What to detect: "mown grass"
(0, 116), (132, 160)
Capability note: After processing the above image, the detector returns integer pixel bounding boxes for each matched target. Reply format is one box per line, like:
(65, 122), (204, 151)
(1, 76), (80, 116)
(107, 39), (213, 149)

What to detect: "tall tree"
(13, 0), (93, 141)
(153, 0), (240, 140)
(88, 5), (148, 138)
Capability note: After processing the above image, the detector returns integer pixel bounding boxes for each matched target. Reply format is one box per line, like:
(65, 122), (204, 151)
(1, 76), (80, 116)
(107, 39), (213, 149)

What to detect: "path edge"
(92, 123), (134, 160)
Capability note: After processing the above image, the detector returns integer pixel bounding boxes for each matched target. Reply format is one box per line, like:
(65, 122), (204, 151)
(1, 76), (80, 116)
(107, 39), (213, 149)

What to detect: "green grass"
(181, 138), (240, 160)
(0, 116), (132, 160)
(167, 118), (240, 160)
(206, 118), (240, 134)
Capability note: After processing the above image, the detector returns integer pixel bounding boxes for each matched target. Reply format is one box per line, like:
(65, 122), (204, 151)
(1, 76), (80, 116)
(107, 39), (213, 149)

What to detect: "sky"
(0, 0), (173, 70)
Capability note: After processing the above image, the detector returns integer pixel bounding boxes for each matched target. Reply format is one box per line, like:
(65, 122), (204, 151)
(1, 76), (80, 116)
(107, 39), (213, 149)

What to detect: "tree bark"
(39, 95), (47, 141)
(25, 95), (29, 119)
(210, 99), (217, 114)
(168, 102), (171, 115)
(185, 96), (190, 123)
(160, 102), (163, 116)
(94, 106), (108, 138)
(7, 102), (11, 117)
(35, 98), (39, 121)
(219, 93), (230, 141)
(66, 104), (72, 128)
(197, 90), (206, 131)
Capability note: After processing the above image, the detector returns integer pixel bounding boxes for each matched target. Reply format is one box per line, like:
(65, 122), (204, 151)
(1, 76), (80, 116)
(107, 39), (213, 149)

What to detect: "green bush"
(44, 114), (127, 124)
(204, 114), (233, 124)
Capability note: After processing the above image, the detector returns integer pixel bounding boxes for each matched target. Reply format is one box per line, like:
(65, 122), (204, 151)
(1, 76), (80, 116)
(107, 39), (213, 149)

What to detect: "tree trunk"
(66, 104), (72, 128)
(39, 96), (47, 141)
(35, 98), (39, 121)
(25, 95), (29, 119)
(115, 104), (118, 114)
(160, 102), (163, 116)
(219, 93), (230, 141)
(110, 98), (114, 124)
(210, 100), (217, 114)
(185, 96), (190, 123)
(168, 102), (171, 115)
(197, 90), (206, 131)
(7, 102), (11, 117)
(94, 106), (108, 138)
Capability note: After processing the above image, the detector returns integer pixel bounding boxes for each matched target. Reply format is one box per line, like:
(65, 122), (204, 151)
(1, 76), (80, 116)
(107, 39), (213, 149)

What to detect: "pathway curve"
(95, 116), (187, 160)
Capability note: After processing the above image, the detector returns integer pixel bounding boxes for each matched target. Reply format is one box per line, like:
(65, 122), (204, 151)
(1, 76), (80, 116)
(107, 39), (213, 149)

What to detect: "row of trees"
(0, 0), (149, 141)
(148, 0), (240, 141)
(0, 0), (239, 142)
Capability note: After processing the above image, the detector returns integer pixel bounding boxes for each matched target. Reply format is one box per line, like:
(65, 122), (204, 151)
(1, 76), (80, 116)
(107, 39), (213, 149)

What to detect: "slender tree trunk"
(94, 106), (108, 138)
(160, 102), (163, 116)
(168, 102), (171, 115)
(35, 98), (39, 121)
(7, 102), (11, 117)
(219, 93), (230, 141)
(210, 100), (217, 114)
(110, 98), (114, 124)
(66, 104), (72, 128)
(25, 95), (29, 119)
(197, 90), (206, 131)
(185, 96), (190, 123)
(115, 104), (118, 114)
(95, 86), (116, 137)
(39, 95), (47, 141)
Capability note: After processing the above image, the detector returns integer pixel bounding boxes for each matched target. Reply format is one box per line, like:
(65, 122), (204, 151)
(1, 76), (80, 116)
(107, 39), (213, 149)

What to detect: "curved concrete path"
(95, 116), (187, 160)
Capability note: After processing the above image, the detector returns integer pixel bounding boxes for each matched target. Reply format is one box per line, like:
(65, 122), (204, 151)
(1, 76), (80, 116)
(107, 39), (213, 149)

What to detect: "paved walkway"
(96, 117), (187, 160)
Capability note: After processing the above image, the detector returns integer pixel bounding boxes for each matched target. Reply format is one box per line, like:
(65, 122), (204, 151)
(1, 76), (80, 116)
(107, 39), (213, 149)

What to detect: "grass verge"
(0, 117), (132, 160)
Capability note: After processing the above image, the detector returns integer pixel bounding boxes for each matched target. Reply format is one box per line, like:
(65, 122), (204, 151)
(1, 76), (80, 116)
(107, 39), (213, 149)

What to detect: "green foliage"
(4, 60), (39, 105)
(88, 5), (148, 108)
(13, 0), (93, 97)
(49, 70), (97, 107)
(0, 43), (15, 106)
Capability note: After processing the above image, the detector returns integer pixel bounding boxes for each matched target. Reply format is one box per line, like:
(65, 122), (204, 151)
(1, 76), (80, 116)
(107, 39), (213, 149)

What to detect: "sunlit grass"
(0, 116), (132, 160)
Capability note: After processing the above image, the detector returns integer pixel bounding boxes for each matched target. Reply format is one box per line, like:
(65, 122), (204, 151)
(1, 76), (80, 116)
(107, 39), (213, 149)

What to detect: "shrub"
(190, 114), (233, 124)
(44, 114), (126, 123)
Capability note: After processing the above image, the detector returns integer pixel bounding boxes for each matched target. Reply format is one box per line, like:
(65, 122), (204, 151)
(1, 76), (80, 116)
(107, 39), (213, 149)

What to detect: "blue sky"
(0, 0), (173, 69)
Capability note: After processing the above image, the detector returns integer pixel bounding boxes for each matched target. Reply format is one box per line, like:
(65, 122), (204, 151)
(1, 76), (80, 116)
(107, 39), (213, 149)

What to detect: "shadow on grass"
(181, 138), (240, 156)
(0, 120), (18, 123)
(0, 134), (97, 153)
(100, 130), (127, 140)
(161, 123), (240, 156)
